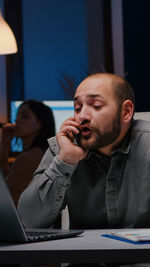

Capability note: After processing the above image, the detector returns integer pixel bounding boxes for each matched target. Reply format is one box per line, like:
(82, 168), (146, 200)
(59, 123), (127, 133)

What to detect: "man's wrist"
(58, 152), (78, 165)
(57, 154), (77, 167)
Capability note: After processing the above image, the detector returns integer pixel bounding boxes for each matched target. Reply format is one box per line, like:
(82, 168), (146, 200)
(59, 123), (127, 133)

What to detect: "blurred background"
(0, 0), (150, 124)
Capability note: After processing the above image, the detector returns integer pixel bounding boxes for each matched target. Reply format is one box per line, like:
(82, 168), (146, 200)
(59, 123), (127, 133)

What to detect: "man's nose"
(79, 106), (91, 122)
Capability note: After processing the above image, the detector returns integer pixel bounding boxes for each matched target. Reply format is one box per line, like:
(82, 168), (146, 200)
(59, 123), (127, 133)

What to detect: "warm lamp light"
(0, 9), (18, 54)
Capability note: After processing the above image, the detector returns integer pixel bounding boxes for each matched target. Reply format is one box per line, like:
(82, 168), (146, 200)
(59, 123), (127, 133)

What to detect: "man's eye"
(93, 105), (101, 109)
(75, 108), (81, 113)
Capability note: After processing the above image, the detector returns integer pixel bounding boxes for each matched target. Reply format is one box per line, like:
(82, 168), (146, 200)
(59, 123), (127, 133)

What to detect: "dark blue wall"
(123, 1), (150, 112)
(22, 0), (88, 100)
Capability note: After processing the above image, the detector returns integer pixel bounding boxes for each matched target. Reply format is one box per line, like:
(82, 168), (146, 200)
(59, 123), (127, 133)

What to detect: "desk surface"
(1, 229), (150, 264)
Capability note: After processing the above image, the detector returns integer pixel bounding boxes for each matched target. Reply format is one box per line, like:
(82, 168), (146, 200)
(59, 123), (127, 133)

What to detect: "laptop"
(0, 168), (83, 243)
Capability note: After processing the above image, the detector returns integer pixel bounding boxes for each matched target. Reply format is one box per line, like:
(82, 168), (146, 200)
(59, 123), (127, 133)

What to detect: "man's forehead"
(75, 76), (114, 98)
(74, 94), (105, 102)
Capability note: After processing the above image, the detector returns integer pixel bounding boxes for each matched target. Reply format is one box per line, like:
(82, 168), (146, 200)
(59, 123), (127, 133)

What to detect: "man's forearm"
(17, 155), (77, 228)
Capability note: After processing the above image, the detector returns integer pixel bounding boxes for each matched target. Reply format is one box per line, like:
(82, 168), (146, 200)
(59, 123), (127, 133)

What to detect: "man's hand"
(56, 117), (88, 165)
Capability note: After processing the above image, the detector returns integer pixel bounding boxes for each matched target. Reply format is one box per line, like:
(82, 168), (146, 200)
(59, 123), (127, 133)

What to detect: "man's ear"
(121, 100), (134, 122)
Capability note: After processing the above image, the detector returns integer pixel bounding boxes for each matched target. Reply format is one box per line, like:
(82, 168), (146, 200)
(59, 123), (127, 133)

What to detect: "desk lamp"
(0, 9), (18, 128)
(0, 9), (17, 55)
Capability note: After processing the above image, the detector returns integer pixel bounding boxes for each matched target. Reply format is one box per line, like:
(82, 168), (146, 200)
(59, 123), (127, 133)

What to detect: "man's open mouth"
(80, 126), (92, 137)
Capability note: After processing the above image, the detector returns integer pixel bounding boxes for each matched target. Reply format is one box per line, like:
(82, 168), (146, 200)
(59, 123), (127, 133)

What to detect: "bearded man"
(18, 73), (150, 233)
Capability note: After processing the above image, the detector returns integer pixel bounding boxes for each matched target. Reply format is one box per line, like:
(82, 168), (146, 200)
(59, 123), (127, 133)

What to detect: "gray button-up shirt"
(18, 119), (150, 229)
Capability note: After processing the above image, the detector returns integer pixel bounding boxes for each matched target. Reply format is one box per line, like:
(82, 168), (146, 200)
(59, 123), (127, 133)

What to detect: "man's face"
(74, 75), (122, 151)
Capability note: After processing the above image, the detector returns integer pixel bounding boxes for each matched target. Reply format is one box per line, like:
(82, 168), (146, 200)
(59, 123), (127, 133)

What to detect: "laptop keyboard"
(27, 230), (63, 242)
(26, 229), (84, 242)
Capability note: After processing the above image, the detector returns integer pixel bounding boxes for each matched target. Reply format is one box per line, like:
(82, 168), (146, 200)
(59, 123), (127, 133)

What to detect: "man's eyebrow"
(74, 94), (104, 101)
(87, 94), (104, 99)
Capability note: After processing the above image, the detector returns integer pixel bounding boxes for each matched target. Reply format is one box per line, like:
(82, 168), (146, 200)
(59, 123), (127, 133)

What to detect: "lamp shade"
(0, 9), (18, 54)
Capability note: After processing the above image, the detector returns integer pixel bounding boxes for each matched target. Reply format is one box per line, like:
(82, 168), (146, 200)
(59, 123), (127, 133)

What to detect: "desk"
(0, 229), (150, 265)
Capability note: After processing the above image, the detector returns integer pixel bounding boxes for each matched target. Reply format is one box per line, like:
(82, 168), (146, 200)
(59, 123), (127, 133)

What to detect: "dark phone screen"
(73, 132), (81, 146)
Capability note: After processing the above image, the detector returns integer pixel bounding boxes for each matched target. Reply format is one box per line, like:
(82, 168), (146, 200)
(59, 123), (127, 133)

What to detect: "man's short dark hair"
(113, 77), (135, 110)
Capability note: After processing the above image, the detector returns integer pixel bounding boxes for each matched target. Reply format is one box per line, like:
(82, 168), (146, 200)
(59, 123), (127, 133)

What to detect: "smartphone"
(73, 131), (81, 146)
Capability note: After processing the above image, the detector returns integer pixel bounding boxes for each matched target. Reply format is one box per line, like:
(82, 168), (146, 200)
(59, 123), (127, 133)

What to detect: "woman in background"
(0, 99), (55, 205)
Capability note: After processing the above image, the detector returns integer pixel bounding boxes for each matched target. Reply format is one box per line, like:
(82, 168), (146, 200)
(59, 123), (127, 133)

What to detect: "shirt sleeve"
(17, 147), (77, 228)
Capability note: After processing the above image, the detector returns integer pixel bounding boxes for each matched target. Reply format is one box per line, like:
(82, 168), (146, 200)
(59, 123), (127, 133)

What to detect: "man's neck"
(97, 127), (130, 156)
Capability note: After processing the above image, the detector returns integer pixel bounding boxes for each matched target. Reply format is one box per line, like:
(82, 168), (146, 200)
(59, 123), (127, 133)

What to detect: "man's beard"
(80, 112), (121, 150)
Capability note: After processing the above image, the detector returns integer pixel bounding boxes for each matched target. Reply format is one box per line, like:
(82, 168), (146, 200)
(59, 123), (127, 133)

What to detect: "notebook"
(0, 168), (83, 243)
(111, 229), (150, 242)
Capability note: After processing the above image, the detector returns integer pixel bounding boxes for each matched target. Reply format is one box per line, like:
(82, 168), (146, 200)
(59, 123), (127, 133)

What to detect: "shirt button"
(57, 196), (62, 201)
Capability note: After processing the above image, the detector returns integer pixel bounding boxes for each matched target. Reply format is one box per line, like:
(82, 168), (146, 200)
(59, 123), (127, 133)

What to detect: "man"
(18, 73), (150, 232)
